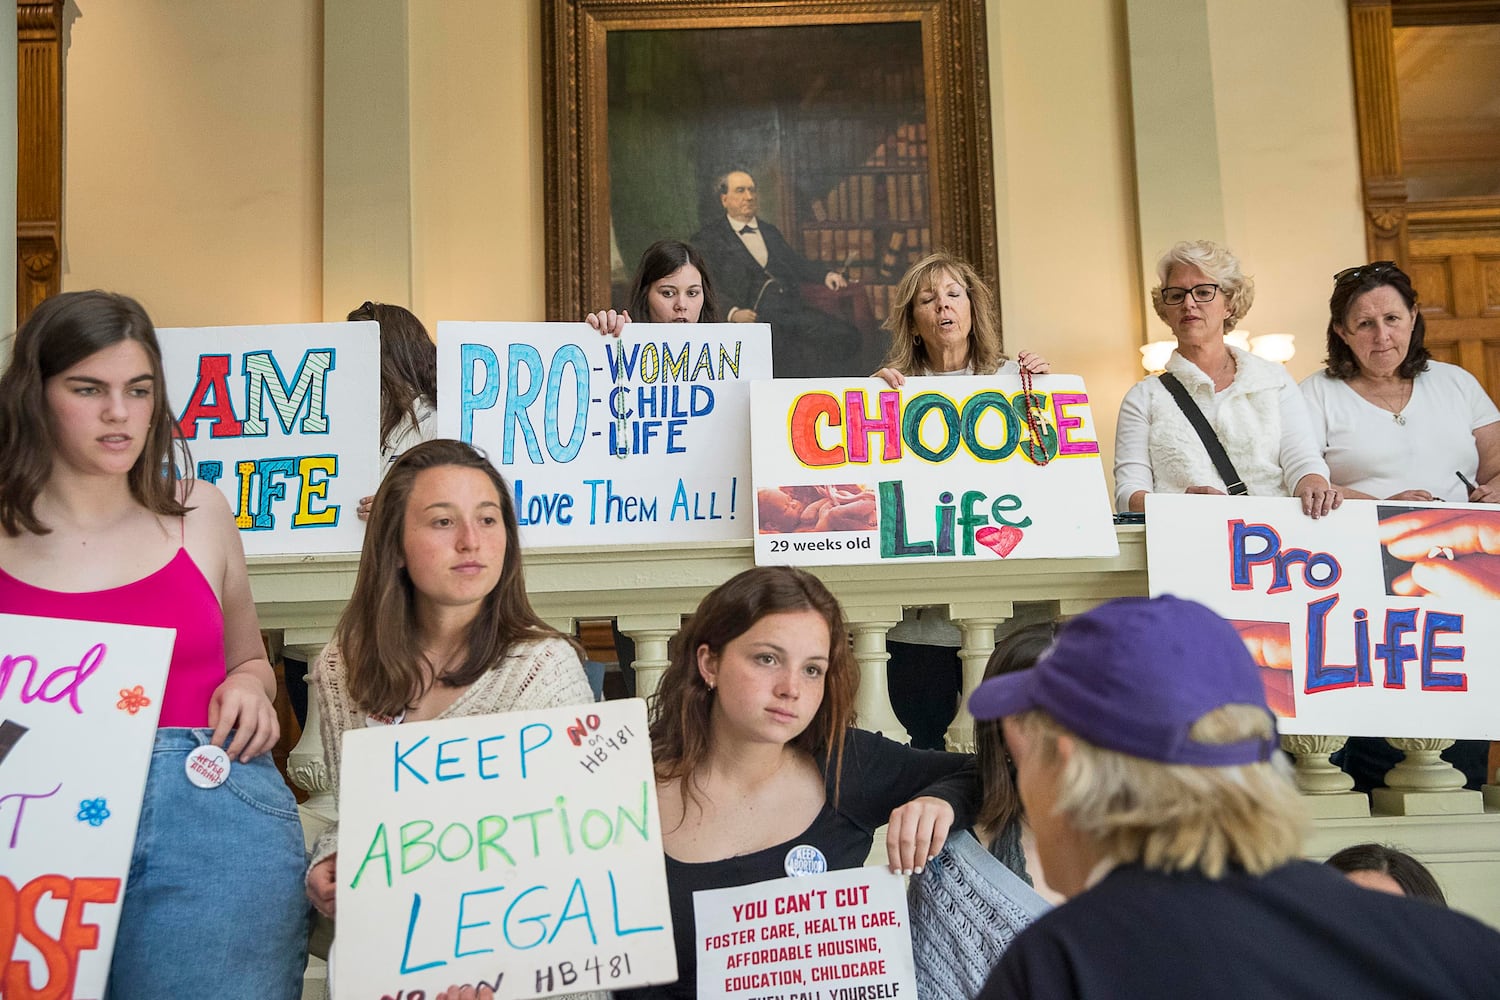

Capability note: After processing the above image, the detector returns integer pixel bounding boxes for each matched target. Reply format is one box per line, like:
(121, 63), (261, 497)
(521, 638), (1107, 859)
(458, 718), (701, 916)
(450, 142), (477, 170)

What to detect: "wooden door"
(1349, 1), (1500, 400)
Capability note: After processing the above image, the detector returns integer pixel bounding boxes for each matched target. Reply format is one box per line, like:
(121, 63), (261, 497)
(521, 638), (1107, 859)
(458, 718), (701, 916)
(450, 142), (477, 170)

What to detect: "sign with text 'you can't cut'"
(160, 322), (382, 557)
(1, 613), (173, 999)
(334, 698), (676, 999)
(438, 322), (771, 548)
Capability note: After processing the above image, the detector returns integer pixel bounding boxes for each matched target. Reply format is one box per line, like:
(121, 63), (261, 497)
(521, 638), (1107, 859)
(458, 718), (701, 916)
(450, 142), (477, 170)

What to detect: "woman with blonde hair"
(617, 566), (979, 1000)
(873, 251), (1051, 750)
(1113, 240), (1339, 518)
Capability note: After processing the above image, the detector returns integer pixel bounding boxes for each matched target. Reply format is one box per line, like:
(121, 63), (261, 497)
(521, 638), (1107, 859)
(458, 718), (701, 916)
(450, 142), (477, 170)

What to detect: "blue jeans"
(106, 729), (309, 1000)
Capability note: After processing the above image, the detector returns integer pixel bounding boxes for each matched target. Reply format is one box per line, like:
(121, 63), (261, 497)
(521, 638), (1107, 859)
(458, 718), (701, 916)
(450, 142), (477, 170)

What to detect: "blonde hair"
(1011, 704), (1304, 878)
(879, 252), (1005, 375)
(1150, 240), (1255, 333)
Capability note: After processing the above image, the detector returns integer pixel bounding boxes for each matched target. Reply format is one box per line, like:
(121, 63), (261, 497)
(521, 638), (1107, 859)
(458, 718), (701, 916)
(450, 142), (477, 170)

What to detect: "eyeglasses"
(1333, 261), (1397, 284)
(1160, 283), (1220, 306)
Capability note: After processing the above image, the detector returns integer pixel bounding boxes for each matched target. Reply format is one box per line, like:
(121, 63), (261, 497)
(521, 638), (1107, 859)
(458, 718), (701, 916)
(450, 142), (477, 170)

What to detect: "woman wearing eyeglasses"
(1300, 261), (1500, 504)
(1113, 240), (1339, 517)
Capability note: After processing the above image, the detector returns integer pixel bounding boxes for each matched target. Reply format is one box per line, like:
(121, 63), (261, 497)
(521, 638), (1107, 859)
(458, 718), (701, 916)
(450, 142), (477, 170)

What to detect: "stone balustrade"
(252, 525), (1500, 933)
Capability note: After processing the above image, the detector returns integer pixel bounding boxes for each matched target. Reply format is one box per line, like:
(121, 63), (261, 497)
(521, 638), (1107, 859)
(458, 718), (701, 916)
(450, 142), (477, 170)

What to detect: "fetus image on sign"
(757, 484), (878, 533)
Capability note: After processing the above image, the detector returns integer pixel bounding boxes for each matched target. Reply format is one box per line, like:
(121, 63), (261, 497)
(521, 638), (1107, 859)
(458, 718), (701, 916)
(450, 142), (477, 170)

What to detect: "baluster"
(619, 614), (683, 706)
(845, 611), (908, 743)
(1278, 734), (1369, 818)
(944, 609), (1010, 752)
(1371, 737), (1482, 816)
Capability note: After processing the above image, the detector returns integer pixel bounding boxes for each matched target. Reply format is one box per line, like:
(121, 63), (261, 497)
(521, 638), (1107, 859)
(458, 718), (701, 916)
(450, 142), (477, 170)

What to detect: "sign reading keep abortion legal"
(1, 613), (173, 998)
(438, 322), (771, 548)
(334, 698), (676, 999)
(159, 322), (382, 556)
(1147, 494), (1500, 738)
(751, 374), (1118, 566)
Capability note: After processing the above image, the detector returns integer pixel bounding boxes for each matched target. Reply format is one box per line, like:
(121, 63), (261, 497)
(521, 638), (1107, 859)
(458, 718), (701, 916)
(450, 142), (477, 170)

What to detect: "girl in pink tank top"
(0, 291), (306, 999)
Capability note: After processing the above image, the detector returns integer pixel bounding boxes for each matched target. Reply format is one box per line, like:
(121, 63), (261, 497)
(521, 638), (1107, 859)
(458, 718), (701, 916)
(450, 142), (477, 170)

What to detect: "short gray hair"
(1150, 240), (1255, 332)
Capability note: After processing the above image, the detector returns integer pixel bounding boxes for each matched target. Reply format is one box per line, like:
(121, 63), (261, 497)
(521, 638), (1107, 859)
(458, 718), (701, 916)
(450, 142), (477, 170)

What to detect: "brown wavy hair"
(879, 252), (1005, 375)
(651, 566), (859, 806)
(975, 621), (1058, 836)
(626, 240), (722, 324)
(348, 301), (438, 453)
(335, 439), (568, 716)
(0, 290), (190, 537)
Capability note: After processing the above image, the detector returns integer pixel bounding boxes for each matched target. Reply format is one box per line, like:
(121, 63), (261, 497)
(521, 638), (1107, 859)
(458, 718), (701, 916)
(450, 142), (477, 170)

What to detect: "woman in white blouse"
(1300, 261), (1500, 503)
(1114, 240), (1339, 518)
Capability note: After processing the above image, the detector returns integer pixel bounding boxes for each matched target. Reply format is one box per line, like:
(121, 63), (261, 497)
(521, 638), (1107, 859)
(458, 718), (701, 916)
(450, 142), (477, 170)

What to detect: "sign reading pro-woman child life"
(751, 374), (1118, 566)
(334, 698), (676, 998)
(159, 322), (382, 557)
(438, 322), (771, 548)
(1, 613), (173, 998)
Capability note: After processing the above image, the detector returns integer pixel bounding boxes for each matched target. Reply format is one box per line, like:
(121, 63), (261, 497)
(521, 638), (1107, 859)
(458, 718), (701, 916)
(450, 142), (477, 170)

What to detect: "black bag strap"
(1158, 372), (1247, 495)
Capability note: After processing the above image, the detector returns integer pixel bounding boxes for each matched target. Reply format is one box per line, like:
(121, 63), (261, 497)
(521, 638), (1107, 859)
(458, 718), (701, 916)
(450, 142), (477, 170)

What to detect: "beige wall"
(57, 0), (1366, 480)
(989, 0), (1143, 479)
(60, 1), (322, 326)
(408, 2), (545, 324)
(1206, 0), (1366, 381)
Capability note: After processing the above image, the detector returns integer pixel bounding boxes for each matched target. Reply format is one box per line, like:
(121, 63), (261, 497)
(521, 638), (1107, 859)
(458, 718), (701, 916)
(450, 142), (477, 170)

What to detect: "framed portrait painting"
(544, 0), (1000, 377)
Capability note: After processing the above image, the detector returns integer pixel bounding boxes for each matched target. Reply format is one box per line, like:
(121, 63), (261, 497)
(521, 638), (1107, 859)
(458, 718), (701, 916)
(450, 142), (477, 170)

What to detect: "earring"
(707, 681), (716, 692)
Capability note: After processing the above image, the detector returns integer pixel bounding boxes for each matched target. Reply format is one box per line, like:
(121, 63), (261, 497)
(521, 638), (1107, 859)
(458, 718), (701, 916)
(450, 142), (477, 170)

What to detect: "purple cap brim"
(968, 669), (1039, 722)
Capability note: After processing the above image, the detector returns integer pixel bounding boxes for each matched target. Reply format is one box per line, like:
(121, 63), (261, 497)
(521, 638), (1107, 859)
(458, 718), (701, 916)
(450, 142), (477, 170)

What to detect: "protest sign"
(1147, 495), (1500, 738)
(334, 698), (676, 998)
(694, 866), (916, 999)
(437, 322), (771, 547)
(160, 322), (381, 556)
(751, 374), (1117, 565)
(1, 613), (173, 998)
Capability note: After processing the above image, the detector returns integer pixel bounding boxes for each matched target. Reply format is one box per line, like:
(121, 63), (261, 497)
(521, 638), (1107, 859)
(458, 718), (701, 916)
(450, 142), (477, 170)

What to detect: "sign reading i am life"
(333, 698), (676, 999)
(159, 322), (382, 556)
(1, 613), (173, 998)
(437, 322), (771, 547)
(751, 374), (1118, 566)
(694, 867), (916, 999)
(1146, 494), (1500, 737)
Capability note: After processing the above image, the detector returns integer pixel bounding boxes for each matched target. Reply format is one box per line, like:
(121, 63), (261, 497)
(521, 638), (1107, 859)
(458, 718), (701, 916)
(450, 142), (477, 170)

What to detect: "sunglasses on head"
(1333, 261), (1399, 285)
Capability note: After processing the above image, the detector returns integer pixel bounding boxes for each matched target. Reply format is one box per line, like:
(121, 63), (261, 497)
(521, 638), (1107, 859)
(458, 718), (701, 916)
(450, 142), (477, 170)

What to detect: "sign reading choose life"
(439, 322), (771, 548)
(752, 374), (1118, 565)
(334, 698), (676, 998)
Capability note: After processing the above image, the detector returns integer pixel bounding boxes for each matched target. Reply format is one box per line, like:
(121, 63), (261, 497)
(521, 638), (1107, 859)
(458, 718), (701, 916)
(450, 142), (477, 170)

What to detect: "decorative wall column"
(1280, 734), (1369, 818)
(1347, 0), (1409, 263)
(618, 614), (683, 705)
(845, 612), (908, 743)
(1371, 738), (1482, 816)
(944, 605), (1012, 752)
(16, 0), (63, 322)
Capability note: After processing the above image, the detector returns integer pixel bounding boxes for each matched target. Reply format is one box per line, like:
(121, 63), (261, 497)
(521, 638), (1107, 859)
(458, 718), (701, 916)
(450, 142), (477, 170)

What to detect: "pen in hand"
(1457, 471), (1478, 496)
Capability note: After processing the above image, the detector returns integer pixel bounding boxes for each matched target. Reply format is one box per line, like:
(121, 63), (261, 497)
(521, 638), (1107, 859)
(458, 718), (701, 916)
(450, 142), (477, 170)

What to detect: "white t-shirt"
(1300, 362), (1500, 502)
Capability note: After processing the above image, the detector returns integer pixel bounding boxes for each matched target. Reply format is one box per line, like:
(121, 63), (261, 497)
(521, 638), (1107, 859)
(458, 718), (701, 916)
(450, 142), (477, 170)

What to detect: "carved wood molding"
(542, 0), (998, 321)
(16, 0), (64, 323)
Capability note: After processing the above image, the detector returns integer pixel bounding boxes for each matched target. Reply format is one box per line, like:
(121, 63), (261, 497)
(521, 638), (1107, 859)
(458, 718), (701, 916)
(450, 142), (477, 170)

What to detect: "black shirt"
(621, 727), (979, 999)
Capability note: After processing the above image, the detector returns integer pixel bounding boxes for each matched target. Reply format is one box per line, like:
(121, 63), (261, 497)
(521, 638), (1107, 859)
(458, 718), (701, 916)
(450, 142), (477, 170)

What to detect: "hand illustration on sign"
(1378, 507), (1500, 600)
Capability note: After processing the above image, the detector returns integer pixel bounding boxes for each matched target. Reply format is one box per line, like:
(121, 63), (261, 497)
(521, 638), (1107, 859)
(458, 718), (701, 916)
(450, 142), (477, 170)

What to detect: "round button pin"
(184, 744), (231, 789)
(365, 710), (406, 727)
(784, 844), (827, 878)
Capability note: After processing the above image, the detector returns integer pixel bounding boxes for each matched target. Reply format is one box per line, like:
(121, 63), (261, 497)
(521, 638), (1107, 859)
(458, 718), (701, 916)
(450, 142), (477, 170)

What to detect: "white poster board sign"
(694, 867), (916, 998)
(1, 613), (173, 997)
(751, 374), (1118, 565)
(437, 322), (771, 548)
(159, 322), (381, 556)
(334, 698), (676, 998)
(1147, 495), (1500, 737)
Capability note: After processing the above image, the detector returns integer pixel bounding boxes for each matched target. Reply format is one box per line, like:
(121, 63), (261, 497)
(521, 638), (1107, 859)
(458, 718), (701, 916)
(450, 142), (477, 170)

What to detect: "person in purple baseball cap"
(969, 594), (1500, 1000)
